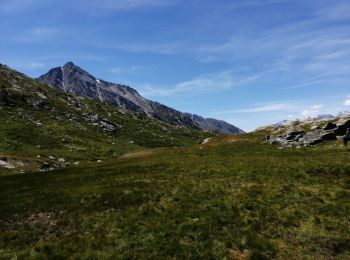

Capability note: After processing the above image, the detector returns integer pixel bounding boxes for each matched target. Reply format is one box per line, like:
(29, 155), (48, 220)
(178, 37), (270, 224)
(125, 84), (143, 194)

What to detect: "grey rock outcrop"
(268, 119), (350, 147)
(38, 62), (244, 134)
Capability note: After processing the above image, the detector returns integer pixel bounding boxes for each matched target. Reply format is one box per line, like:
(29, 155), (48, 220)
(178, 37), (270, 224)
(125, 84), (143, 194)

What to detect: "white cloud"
(344, 97), (350, 106)
(300, 105), (323, 118)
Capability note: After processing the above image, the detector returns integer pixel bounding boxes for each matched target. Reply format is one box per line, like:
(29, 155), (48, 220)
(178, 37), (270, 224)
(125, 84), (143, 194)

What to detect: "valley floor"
(0, 132), (350, 259)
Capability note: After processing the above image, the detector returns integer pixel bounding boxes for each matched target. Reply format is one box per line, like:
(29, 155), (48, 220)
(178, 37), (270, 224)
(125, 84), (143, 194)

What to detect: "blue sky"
(1, 0), (350, 131)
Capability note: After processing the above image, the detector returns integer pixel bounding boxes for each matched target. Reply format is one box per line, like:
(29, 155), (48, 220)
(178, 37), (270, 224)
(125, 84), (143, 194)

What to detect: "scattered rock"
(0, 159), (15, 169)
(15, 161), (25, 167)
(36, 92), (47, 99)
(24, 96), (47, 107)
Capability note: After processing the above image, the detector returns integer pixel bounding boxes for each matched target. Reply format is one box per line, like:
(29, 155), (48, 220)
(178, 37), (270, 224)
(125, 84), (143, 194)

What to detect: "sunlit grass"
(0, 132), (349, 259)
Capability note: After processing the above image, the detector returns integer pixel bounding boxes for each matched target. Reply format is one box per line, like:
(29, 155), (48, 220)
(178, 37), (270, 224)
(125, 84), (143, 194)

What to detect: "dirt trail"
(226, 136), (244, 143)
(120, 150), (154, 159)
(202, 135), (246, 146)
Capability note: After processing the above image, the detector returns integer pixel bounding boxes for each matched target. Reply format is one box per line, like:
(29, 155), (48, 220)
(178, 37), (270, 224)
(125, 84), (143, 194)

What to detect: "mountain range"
(38, 62), (243, 134)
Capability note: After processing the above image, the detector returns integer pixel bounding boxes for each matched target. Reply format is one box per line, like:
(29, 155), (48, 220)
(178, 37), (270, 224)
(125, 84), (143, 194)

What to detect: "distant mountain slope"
(38, 62), (244, 134)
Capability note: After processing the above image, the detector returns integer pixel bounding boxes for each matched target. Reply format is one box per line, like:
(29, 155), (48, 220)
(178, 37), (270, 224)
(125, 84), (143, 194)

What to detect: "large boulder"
(323, 122), (337, 130)
(320, 132), (337, 141)
(99, 119), (117, 132)
(333, 120), (350, 136)
(286, 131), (305, 141)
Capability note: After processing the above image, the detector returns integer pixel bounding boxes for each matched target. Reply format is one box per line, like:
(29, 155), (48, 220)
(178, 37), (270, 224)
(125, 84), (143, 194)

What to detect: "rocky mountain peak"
(63, 61), (75, 68)
(61, 62), (94, 81)
(38, 62), (244, 134)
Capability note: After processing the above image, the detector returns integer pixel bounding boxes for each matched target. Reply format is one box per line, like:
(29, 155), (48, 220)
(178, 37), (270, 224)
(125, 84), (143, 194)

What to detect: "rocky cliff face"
(38, 62), (244, 134)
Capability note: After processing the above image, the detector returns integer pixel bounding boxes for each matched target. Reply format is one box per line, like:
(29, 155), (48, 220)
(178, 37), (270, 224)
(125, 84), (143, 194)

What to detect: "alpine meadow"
(1, 1), (350, 259)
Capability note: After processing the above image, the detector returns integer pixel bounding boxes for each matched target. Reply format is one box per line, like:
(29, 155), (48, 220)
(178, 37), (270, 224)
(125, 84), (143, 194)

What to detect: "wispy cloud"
(86, 0), (180, 11)
(105, 2), (350, 87)
(112, 42), (184, 55)
(2, 60), (48, 72)
(237, 103), (294, 113)
(212, 102), (295, 115)
(283, 79), (325, 90)
(197, 24), (350, 73)
(14, 27), (60, 43)
(31, 27), (57, 36)
(209, 96), (349, 131)
(209, 98), (347, 131)
(110, 66), (143, 76)
(317, 1), (350, 21)
(0, 0), (178, 14)
(139, 71), (261, 97)
(29, 62), (45, 69)
(0, 0), (36, 13)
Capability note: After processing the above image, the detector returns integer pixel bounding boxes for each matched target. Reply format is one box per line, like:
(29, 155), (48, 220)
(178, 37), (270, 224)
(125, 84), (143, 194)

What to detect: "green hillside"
(0, 64), (211, 174)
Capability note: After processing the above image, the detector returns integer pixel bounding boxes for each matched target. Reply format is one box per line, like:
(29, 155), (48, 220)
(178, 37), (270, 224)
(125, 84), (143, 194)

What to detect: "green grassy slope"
(0, 65), (212, 174)
(0, 132), (349, 259)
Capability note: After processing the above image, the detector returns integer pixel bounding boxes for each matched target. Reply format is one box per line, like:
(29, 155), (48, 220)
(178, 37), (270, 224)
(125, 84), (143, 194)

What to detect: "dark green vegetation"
(1, 132), (349, 259)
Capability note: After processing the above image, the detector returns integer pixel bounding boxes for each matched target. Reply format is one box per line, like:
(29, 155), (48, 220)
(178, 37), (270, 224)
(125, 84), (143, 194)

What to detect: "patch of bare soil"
(120, 150), (154, 159)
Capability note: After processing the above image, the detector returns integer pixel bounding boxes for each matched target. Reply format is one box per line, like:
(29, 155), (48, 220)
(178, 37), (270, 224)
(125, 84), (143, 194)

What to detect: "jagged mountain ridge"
(38, 62), (244, 134)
